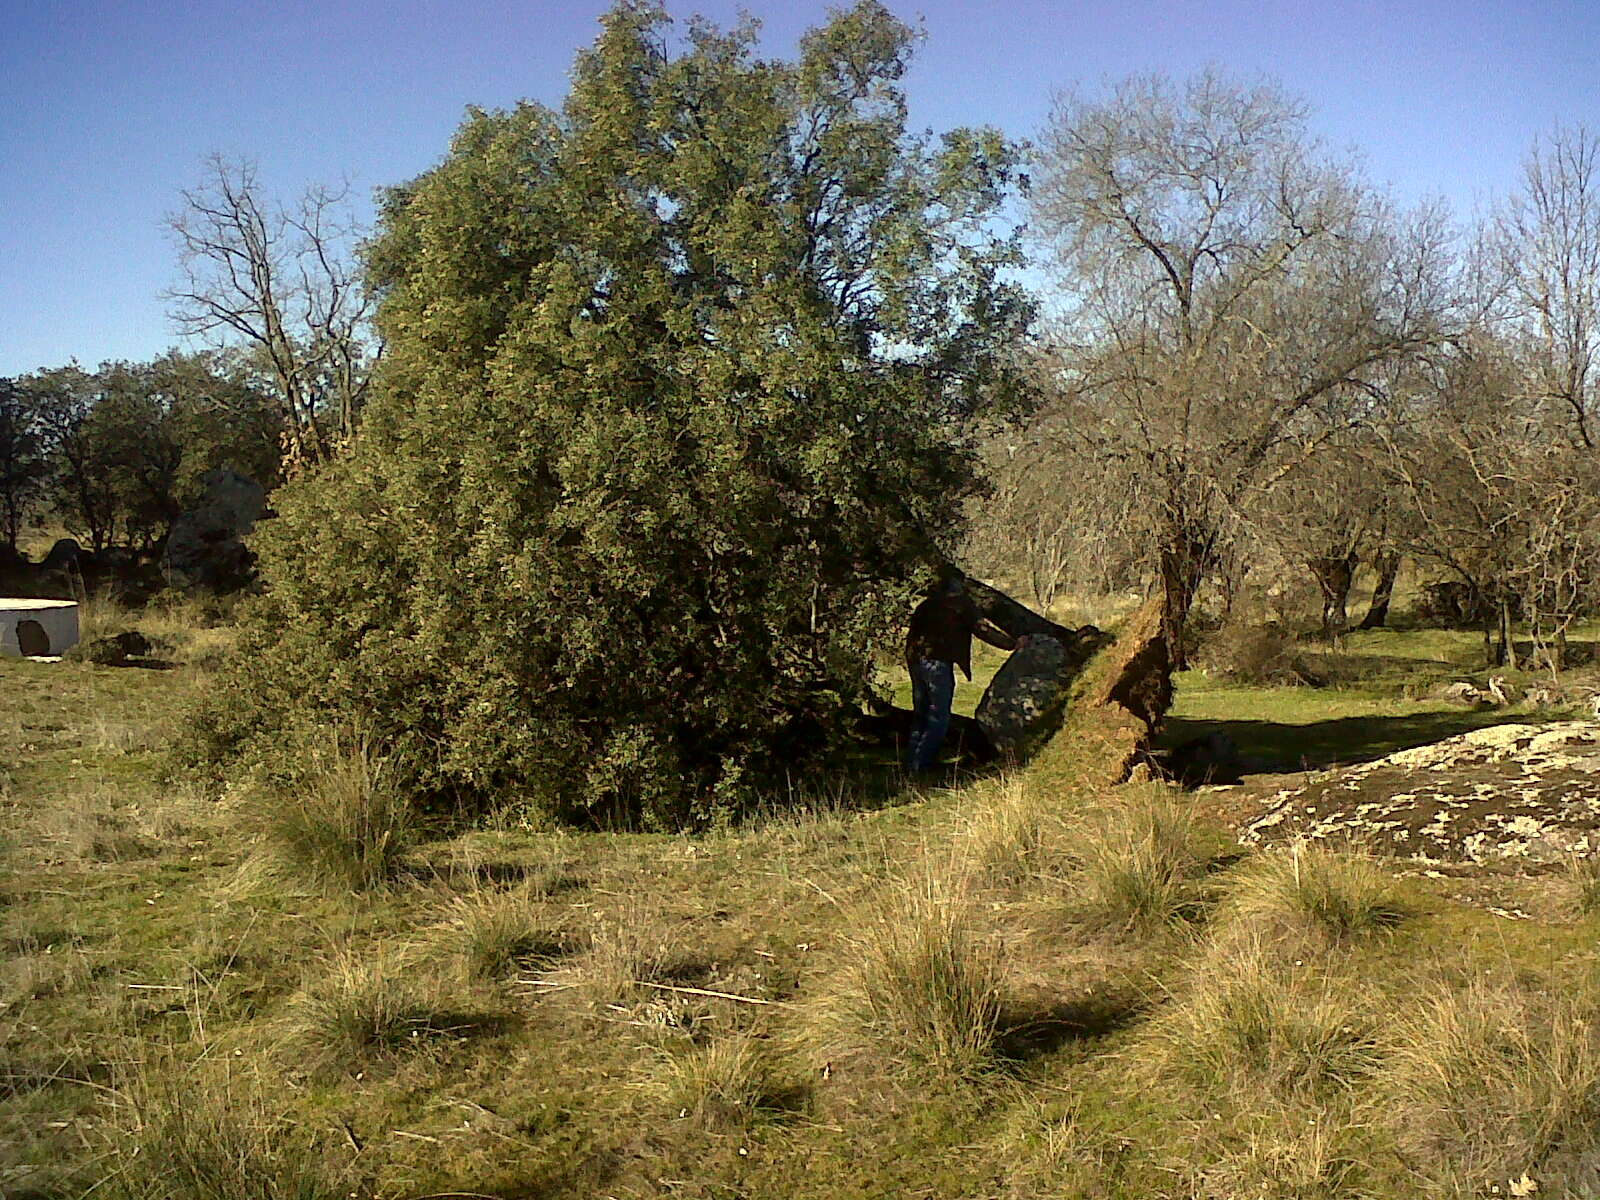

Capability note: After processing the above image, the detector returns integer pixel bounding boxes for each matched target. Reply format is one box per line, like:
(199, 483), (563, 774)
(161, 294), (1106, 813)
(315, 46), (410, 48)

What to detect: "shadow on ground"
(1161, 708), (1554, 774)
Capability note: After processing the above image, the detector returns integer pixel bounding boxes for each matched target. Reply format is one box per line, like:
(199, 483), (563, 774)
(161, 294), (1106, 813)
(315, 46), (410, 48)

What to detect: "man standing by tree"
(905, 568), (1027, 773)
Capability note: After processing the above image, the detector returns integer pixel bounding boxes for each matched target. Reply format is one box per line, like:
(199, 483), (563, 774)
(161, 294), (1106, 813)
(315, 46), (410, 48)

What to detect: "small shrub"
(653, 1033), (784, 1127)
(806, 875), (1003, 1083)
(1380, 980), (1600, 1193)
(1144, 939), (1380, 1100)
(1068, 790), (1215, 933)
(1195, 619), (1314, 686)
(258, 738), (413, 893)
(1221, 843), (1409, 946)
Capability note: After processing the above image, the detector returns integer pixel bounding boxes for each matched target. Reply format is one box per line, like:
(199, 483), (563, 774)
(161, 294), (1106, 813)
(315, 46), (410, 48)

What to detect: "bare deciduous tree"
(1031, 71), (1451, 662)
(166, 155), (377, 469)
(1495, 125), (1600, 450)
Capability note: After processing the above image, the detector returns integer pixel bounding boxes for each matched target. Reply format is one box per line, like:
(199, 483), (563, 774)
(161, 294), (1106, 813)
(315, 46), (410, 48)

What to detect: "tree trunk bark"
(961, 576), (1079, 644)
(1160, 530), (1213, 671)
(1498, 598), (1518, 669)
(1358, 553), (1400, 630)
(1308, 553), (1359, 642)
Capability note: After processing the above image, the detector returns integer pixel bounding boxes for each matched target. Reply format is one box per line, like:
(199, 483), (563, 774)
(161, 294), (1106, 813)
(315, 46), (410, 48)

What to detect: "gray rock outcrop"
(1244, 721), (1600, 863)
(976, 634), (1069, 754)
(974, 625), (1112, 756)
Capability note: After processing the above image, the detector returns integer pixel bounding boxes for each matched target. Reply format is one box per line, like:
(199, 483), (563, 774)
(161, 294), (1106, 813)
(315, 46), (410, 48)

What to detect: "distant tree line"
(0, 350), (282, 561)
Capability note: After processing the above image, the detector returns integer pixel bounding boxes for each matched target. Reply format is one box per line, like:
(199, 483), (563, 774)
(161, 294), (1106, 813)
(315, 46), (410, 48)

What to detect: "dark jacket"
(905, 588), (1018, 680)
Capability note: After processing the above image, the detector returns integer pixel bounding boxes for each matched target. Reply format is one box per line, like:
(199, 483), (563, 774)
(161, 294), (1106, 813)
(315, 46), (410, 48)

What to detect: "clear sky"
(3, 0), (1596, 377)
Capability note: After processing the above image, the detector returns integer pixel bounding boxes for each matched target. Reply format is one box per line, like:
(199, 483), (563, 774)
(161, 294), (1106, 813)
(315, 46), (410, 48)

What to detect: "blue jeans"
(907, 658), (956, 772)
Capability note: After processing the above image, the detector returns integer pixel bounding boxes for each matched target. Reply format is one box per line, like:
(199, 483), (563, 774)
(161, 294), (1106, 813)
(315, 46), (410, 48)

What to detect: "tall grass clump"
(450, 888), (567, 983)
(292, 948), (445, 1073)
(1563, 853), (1600, 917)
(1380, 980), (1600, 1194)
(260, 738), (413, 893)
(1221, 842), (1409, 946)
(1067, 789), (1215, 933)
(97, 1061), (357, 1200)
(805, 874), (1003, 1083)
(565, 904), (688, 1009)
(961, 774), (1059, 885)
(651, 1033), (786, 1127)
(1143, 938), (1380, 1100)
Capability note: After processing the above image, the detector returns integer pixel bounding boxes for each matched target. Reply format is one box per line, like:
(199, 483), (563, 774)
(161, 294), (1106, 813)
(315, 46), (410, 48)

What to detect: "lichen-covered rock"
(1243, 721), (1600, 863)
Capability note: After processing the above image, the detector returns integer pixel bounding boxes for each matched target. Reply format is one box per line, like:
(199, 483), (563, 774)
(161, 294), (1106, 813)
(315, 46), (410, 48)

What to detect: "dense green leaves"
(203, 1), (1032, 826)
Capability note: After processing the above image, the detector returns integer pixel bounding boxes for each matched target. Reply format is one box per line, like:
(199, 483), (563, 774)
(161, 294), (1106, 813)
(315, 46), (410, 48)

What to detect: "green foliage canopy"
(205, 0), (1033, 826)
(15, 353), (281, 553)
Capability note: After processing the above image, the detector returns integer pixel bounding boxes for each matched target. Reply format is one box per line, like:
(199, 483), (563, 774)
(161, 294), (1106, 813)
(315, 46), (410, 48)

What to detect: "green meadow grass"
(6, 611), (1600, 1199)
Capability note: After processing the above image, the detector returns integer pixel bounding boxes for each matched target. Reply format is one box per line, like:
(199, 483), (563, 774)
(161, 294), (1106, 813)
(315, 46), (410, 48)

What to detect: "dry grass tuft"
(960, 774), (1060, 885)
(1186, 1100), (1365, 1200)
(1379, 979), (1600, 1194)
(1562, 853), (1600, 917)
(257, 739), (413, 893)
(803, 872), (1003, 1083)
(565, 904), (690, 1009)
(290, 947), (459, 1073)
(96, 1057), (358, 1200)
(1142, 937), (1380, 1101)
(650, 1032), (786, 1127)
(449, 887), (568, 983)
(1, 940), (93, 1007)
(31, 786), (152, 865)
(1221, 843), (1409, 946)
(1065, 788), (1215, 933)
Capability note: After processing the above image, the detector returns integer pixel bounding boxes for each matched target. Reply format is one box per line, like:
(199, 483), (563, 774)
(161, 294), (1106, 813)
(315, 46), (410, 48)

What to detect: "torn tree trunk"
(961, 577), (1078, 643)
(1358, 552), (1400, 630)
(1031, 596), (1174, 787)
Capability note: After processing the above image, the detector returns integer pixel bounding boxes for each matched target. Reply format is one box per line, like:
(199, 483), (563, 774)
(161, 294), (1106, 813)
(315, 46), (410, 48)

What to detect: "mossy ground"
(5, 613), (1600, 1198)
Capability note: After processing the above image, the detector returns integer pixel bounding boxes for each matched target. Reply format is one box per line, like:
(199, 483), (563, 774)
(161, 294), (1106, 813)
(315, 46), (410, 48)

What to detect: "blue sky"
(3, 0), (1596, 376)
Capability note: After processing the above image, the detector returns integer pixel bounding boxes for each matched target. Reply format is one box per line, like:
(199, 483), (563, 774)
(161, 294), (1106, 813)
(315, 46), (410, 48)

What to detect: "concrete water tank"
(0, 599), (80, 657)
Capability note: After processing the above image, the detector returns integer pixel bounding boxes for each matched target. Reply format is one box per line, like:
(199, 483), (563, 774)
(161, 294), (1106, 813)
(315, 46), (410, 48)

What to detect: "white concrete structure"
(0, 599), (80, 657)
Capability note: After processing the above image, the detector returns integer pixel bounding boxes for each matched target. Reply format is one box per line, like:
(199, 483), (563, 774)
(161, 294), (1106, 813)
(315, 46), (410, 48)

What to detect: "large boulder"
(163, 469), (266, 591)
(1243, 721), (1600, 863)
(976, 634), (1070, 754)
(40, 538), (83, 574)
(975, 625), (1112, 756)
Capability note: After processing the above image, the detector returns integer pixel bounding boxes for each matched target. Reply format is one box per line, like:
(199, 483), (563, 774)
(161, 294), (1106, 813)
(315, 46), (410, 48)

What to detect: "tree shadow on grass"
(996, 991), (1148, 1063)
(1161, 708), (1558, 774)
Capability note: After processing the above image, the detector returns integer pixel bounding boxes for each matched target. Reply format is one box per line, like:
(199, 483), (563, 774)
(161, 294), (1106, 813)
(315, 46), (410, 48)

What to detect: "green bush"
(183, 1), (1032, 827)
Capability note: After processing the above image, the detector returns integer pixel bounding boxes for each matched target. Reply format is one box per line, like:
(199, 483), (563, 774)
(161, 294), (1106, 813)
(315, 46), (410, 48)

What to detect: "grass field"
(5, 609), (1600, 1198)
